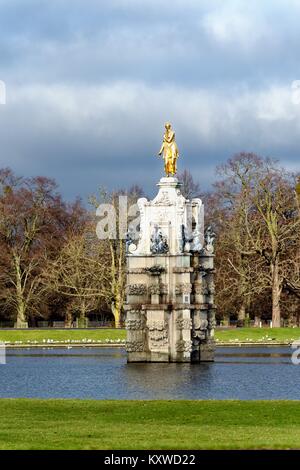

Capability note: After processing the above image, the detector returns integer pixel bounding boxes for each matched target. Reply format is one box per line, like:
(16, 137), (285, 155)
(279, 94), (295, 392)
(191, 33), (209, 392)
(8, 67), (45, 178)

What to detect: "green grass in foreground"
(1, 327), (300, 345)
(1, 399), (300, 450)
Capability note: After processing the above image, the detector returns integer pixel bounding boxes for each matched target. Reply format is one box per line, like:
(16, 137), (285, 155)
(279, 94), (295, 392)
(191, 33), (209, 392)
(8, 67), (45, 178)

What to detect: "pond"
(0, 346), (299, 400)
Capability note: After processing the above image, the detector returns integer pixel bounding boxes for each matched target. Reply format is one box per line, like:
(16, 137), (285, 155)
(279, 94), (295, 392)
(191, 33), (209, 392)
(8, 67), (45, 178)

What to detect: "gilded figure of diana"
(158, 122), (179, 176)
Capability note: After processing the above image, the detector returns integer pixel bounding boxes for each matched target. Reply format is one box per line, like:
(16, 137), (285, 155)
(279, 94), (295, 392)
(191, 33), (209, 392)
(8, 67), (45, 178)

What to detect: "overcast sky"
(0, 0), (300, 201)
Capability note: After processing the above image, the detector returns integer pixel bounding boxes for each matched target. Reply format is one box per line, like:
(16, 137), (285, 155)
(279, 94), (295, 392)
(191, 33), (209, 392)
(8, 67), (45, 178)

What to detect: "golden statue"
(158, 122), (179, 176)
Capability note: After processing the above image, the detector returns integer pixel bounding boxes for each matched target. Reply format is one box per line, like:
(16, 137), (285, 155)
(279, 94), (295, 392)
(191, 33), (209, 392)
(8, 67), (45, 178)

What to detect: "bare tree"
(89, 185), (144, 328)
(213, 154), (267, 322)
(214, 153), (300, 327)
(0, 169), (84, 327)
(177, 169), (200, 199)
(43, 220), (112, 327)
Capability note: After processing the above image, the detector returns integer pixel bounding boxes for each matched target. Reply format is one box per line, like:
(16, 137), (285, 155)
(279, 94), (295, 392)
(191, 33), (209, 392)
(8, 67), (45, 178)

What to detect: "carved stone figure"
(191, 228), (202, 252)
(204, 226), (216, 253)
(150, 225), (169, 254)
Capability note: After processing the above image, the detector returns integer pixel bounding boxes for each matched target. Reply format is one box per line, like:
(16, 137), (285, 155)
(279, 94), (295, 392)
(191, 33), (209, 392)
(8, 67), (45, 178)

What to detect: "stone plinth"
(125, 177), (216, 362)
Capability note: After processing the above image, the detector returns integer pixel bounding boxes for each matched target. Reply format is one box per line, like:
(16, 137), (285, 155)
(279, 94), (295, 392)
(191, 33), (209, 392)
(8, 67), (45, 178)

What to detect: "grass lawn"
(1, 327), (300, 345)
(0, 399), (300, 449)
(0, 328), (126, 345)
(215, 327), (300, 344)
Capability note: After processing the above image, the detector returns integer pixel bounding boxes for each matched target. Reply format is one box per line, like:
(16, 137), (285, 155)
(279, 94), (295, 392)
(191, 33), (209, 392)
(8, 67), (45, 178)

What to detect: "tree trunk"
(238, 303), (246, 321)
(14, 254), (28, 327)
(15, 304), (28, 328)
(112, 279), (123, 328)
(271, 261), (281, 327)
(16, 301), (26, 324)
(78, 303), (88, 328)
(111, 260), (124, 328)
(65, 306), (73, 328)
(237, 267), (247, 324)
(112, 301), (122, 328)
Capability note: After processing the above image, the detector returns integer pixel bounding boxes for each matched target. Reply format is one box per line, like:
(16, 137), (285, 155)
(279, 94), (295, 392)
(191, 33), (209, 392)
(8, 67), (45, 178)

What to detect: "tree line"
(0, 152), (299, 328)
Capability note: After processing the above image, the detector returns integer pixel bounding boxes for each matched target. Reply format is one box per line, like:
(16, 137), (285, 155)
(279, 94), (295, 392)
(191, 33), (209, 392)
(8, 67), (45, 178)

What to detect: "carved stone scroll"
(126, 284), (147, 295)
(126, 341), (145, 352)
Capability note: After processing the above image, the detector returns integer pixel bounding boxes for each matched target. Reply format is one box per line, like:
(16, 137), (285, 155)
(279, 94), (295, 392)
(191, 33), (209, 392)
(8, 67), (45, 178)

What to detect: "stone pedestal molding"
(126, 176), (216, 362)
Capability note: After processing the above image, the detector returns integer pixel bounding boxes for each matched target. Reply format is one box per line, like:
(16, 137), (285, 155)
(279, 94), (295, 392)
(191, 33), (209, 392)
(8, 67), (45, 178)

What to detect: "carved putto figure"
(158, 122), (179, 176)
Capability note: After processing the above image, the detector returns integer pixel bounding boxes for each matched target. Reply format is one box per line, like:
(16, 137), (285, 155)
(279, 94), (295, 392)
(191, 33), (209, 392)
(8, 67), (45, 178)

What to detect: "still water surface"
(0, 346), (299, 400)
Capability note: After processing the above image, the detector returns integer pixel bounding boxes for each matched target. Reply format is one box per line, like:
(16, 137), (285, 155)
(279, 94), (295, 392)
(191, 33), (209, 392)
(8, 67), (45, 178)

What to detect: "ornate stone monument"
(125, 123), (216, 362)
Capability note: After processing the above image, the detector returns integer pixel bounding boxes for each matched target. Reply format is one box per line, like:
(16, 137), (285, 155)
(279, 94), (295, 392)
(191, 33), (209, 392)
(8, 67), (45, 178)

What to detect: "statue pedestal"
(125, 177), (216, 363)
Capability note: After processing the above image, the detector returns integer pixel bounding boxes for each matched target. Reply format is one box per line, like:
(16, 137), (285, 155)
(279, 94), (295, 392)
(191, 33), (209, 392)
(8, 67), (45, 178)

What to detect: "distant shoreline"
(1, 327), (299, 349)
(4, 342), (293, 349)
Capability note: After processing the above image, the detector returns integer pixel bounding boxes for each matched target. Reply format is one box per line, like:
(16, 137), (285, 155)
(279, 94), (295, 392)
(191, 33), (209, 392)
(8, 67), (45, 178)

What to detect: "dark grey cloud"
(0, 0), (300, 201)
(1, 0), (300, 86)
